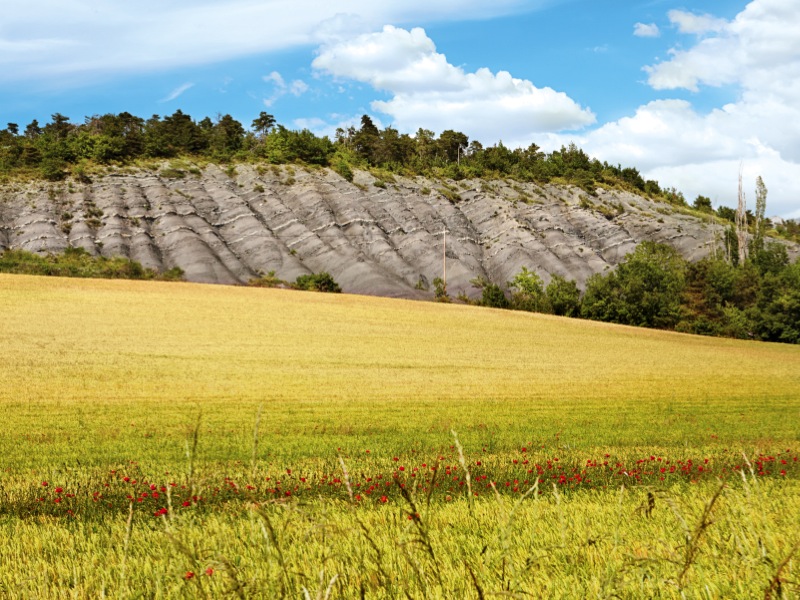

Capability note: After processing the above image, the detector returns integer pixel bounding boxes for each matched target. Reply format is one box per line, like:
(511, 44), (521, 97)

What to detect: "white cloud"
(545, 0), (800, 217)
(0, 0), (533, 84)
(263, 72), (285, 87)
(262, 71), (309, 107)
(633, 23), (660, 38)
(668, 10), (727, 34)
(290, 80), (309, 96)
(312, 26), (595, 141)
(159, 82), (195, 103)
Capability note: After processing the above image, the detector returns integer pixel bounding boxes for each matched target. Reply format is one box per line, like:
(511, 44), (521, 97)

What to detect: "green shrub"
(332, 159), (354, 183)
(437, 187), (461, 203)
(159, 168), (185, 179)
(249, 271), (285, 288)
(294, 272), (341, 293)
(0, 247), (184, 281)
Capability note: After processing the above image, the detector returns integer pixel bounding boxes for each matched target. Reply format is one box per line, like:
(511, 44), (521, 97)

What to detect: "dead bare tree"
(736, 166), (748, 265)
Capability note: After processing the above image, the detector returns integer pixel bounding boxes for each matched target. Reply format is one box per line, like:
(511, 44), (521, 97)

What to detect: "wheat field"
(0, 273), (798, 598)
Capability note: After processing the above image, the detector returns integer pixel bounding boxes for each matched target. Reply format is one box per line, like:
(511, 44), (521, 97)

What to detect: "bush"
(332, 159), (354, 182)
(0, 247), (183, 281)
(249, 271), (285, 288)
(294, 272), (341, 293)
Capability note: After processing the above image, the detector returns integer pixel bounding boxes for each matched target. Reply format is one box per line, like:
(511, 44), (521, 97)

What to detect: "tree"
(735, 167), (748, 265)
(437, 130), (469, 163)
(353, 115), (381, 162)
(582, 242), (686, 329)
(252, 112), (276, 137)
(44, 113), (73, 140)
(753, 260), (800, 343)
(432, 277), (450, 302)
(644, 180), (661, 196)
(209, 114), (245, 159)
(752, 176), (767, 255)
(266, 126), (333, 165)
(471, 277), (509, 309)
(83, 112), (145, 162)
(24, 119), (42, 139)
(693, 195), (713, 212)
(508, 267), (548, 312)
(545, 274), (581, 317)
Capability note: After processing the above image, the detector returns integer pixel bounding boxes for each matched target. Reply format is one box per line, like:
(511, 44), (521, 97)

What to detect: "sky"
(2, 0), (799, 217)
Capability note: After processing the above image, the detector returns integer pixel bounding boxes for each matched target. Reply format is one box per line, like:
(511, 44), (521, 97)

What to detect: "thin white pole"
(443, 227), (447, 292)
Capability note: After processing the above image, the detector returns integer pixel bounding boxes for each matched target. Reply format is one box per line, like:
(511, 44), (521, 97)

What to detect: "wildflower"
(380, 495), (388, 503)
(41, 481), (48, 487)
(184, 571), (195, 580)
(55, 487), (63, 494)
(205, 568), (214, 576)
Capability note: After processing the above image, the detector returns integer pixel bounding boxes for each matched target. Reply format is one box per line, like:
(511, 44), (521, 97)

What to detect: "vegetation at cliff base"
(0, 247), (184, 280)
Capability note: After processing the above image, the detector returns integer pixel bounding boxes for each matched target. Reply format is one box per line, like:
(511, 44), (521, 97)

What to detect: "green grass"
(0, 273), (798, 597)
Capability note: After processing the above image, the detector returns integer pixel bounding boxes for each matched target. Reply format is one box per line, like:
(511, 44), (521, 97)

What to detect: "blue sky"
(2, 0), (799, 217)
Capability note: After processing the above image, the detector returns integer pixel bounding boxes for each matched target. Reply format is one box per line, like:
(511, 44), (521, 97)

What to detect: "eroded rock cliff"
(1, 163), (794, 298)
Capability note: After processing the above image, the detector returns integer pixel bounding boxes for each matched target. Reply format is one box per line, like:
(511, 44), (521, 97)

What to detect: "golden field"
(0, 273), (798, 598)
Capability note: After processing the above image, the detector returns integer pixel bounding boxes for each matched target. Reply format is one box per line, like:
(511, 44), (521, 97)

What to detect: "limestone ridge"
(2, 164), (797, 298)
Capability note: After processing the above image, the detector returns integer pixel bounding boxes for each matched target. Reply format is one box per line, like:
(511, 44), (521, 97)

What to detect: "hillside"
(1, 162), (797, 298)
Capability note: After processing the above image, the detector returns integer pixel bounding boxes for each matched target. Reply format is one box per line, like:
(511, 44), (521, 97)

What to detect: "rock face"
(1, 163), (796, 299)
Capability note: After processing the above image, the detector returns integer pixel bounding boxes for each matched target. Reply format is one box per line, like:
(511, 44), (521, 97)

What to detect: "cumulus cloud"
(633, 23), (660, 38)
(312, 26), (595, 141)
(0, 0), (531, 84)
(262, 71), (309, 107)
(548, 0), (800, 217)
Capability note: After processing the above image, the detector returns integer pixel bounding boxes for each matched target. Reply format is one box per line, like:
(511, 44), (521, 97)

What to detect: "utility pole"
(442, 226), (447, 294)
